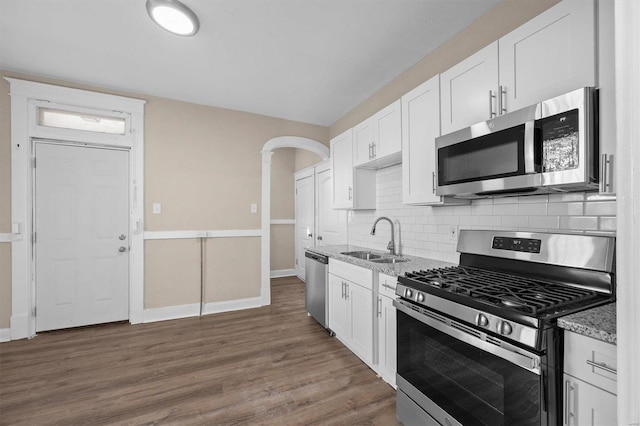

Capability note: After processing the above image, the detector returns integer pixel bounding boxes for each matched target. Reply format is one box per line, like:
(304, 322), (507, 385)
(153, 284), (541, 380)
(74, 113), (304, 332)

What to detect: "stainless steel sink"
(370, 257), (409, 264)
(340, 251), (383, 260)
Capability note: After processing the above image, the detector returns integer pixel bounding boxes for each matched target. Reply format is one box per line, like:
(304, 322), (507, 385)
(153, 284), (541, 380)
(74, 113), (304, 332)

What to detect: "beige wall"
(0, 69), (329, 322)
(205, 237), (261, 302)
(329, 0), (561, 137)
(294, 148), (323, 172)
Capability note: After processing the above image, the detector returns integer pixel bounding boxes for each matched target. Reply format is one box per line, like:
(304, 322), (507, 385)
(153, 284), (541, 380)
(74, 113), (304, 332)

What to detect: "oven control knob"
(497, 321), (513, 336)
(476, 313), (489, 327)
(404, 288), (413, 298)
(416, 293), (425, 303)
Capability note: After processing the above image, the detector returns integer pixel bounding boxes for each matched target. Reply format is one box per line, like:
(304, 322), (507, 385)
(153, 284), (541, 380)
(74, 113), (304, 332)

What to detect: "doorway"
(34, 141), (130, 331)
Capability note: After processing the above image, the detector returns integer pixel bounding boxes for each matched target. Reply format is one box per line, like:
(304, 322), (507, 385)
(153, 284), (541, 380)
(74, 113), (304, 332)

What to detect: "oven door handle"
(394, 299), (542, 375)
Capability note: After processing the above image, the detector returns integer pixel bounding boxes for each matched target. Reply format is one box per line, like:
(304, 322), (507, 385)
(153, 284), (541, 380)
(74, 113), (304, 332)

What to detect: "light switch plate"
(152, 203), (162, 214)
(251, 203), (258, 214)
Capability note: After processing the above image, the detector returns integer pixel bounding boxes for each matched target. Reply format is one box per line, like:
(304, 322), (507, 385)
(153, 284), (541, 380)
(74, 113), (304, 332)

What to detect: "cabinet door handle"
(381, 283), (396, 291)
(341, 282), (345, 299)
(377, 297), (382, 317)
(371, 143), (376, 159)
(432, 171), (436, 194)
(368, 143), (373, 160)
(499, 85), (507, 115)
(345, 283), (349, 300)
(489, 90), (497, 118)
(348, 186), (352, 200)
(586, 359), (617, 375)
(564, 379), (574, 425)
(600, 154), (614, 193)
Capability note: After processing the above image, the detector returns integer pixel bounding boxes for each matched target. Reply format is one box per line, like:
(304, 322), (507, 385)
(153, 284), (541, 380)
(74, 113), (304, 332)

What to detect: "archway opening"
(260, 136), (329, 305)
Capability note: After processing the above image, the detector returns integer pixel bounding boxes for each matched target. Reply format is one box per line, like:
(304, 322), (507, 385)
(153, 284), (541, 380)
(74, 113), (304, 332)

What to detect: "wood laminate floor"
(0, 277), (398, 425)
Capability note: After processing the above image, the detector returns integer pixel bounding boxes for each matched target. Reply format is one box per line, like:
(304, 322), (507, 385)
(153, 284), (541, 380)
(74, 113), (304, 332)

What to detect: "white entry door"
(295, 174), (315, 280)
(34, 141), (130, 332)
(316, 166), (347, 246)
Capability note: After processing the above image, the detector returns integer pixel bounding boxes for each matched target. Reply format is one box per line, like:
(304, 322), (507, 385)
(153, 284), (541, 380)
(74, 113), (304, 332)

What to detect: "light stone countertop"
(558, 303), (617, 345)
(305, 244), (455, 277)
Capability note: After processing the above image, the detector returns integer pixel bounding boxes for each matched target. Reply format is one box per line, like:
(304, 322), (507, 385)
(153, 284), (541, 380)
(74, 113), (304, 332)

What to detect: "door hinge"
(295, 258), (298, 265)
(32, 232), (36, 244)
(33, 306), (37, 317)
(32, 157), (36, 168)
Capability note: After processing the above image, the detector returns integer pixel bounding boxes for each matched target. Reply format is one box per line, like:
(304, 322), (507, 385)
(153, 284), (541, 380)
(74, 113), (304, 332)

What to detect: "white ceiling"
(0, 0), (501, 126)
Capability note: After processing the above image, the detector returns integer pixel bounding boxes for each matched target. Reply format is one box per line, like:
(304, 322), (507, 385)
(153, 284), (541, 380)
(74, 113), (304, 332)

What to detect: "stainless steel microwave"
(435, 87), (599, 198)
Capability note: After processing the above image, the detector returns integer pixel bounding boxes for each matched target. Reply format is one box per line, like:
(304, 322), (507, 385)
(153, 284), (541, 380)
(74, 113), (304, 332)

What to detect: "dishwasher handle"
(304, 251), (329, 264)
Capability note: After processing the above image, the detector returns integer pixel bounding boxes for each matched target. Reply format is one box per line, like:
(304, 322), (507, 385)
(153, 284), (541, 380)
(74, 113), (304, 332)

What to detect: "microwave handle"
(524, 120), (537, 173)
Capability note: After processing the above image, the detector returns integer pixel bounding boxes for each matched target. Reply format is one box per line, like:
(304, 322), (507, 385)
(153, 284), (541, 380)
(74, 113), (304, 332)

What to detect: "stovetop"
(401, 266), (604, 318)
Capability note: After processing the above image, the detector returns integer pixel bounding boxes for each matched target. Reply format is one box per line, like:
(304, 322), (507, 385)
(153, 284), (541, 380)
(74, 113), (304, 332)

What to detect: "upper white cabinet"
(499, 0), (596, 112)
(441, 0), (596, 134)
(440, 42), (499, 135)
(402, 75), (469, 206)
(597, 0), (616, 194)
(353, 100), (402, 168)
(331, 129), (375, 210)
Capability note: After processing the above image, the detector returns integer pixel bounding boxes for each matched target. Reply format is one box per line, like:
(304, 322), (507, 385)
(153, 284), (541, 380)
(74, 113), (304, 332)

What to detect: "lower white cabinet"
(375, 293), (397, 387)
(563, 374), (617, 426)
(328, 260), (374, 366)
(563, 331), (617, 425)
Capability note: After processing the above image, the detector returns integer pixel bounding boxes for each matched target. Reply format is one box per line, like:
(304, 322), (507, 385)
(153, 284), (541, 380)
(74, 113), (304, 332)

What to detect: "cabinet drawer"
(329, 259), (373, 289)
(378, 273), (398, 298)
(564, 331), (617, 395)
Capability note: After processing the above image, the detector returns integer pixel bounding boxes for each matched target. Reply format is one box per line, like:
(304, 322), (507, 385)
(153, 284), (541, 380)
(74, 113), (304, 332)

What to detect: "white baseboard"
(143, 303), (200, 323)
(270, 269), (296, 278)
(202, 297), (263, 315)
(0, 328), (10, 343)
(10, 314), (30, 340)
(142, 297), (265, 323)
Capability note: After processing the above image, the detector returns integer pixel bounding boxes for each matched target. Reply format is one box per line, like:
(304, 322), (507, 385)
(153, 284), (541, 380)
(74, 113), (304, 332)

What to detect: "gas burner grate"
(403, 266), (600, 315)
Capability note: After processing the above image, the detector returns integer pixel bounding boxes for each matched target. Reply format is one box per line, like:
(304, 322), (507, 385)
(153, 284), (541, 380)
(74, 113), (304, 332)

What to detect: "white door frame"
(261, 136), (329, 305)
(294, 166), (315, 280)
(5, 78), (145, 340)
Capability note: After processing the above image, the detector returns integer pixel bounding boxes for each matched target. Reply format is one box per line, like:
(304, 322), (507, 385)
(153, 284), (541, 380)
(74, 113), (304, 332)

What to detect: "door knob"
(317, 236), (323, 240)
(119, 234), (126, 240)
(118, 246), (127, 253)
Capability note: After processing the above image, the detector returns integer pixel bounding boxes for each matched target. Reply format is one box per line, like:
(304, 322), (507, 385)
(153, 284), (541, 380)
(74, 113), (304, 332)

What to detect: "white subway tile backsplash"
(559, 216), (599, 230)
(528, 215), (560, 229)
(346, 164), (616, 262)
(585, 201), (616, 216)
(492, 203), (518, 215)
(549, 193), (585, 203)
(547, 202), (584, 216)
(518, 202), (548, 216)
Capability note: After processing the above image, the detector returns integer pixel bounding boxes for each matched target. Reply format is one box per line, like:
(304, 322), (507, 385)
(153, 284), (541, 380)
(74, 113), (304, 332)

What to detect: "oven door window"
(437, 124), (527, 186)
(397, 311), (542, 426)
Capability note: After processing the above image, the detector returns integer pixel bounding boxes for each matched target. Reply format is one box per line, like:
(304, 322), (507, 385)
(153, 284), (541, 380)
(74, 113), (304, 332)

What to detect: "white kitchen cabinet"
(563, 374), (617, 426)
(353, 100), (402, 168)
(499, 0), (596, 112)
(375, 273), (397, 387)
(330, 128), (375, 210)
(328, 259), (374, 365)
(597, 0), (616, 194)
(563, 331), (617, 425)
(440, 0), (596, 135)
(402, 75), (469, 206)
(440, 42), (499, 135)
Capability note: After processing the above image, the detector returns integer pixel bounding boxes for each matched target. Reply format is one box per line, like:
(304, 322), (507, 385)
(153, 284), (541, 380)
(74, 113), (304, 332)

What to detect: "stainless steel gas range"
(394, 230), (615, 426)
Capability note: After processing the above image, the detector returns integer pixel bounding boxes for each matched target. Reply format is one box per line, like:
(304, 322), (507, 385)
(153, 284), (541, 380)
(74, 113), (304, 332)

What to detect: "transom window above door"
(38, 107), (127, 135)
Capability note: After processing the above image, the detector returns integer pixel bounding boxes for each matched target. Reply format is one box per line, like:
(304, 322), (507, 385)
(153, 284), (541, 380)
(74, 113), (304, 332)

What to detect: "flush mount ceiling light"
(146, 0), (199, 37)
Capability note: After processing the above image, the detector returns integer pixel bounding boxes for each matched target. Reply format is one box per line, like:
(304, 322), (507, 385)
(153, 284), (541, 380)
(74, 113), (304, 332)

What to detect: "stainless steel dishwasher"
(304, 250), (329, 330)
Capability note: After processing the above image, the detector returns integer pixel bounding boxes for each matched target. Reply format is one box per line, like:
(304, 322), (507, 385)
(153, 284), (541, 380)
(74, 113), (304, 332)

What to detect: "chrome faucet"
(370, 216), (396, 255)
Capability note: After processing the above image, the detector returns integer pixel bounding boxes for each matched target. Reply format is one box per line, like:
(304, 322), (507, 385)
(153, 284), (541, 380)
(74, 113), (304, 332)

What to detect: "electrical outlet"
(152, 203), (162, 214)
(448, 225), (458, 242)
